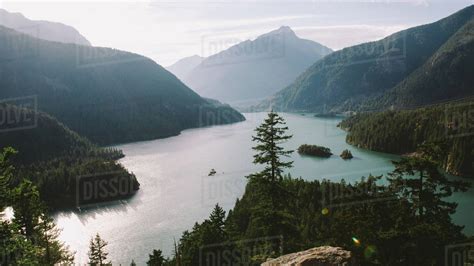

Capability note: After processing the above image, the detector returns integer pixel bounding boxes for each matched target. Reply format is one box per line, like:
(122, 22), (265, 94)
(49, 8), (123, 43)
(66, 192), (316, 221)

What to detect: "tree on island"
(88, 233), (110, 266)
(248, 111), (293, 182)
(297, 144), (332, 158)
(340, 149), (353, 159)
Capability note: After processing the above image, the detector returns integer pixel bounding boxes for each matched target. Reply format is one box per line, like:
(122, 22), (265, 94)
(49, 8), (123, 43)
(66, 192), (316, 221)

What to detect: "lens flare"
(352, 237), (361, 246)
(321, 208), (329, 215)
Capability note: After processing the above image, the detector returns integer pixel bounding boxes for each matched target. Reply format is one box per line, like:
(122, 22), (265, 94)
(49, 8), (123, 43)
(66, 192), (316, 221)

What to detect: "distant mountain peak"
(276, 25), (294, 34)
(261, 25), (297, 39)
(0, 8), (91, 46)
(171, 25), (332, 105)
(190, 54), (203, 59)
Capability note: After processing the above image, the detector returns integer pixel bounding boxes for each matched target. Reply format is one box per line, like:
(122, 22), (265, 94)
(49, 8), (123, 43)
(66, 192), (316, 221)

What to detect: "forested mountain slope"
(339, 99), (474, 176)
(0, 104), (139, 208)
(259, 5), (474, 112)
(0, 26), (244, 145)
(367, 17), (474, 110)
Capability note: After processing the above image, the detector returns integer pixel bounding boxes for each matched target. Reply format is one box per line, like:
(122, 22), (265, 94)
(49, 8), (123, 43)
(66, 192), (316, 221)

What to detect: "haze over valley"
(0, 1), (473, 265)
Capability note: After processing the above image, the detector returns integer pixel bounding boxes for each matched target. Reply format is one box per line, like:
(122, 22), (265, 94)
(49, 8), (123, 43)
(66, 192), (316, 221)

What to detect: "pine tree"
(209, 204), (226, 231)
(11, 180), (43, 237)
(35, 213), (75, 264)
(249, 112), (293, 182)
(147, 249), (166, 266)
(388, 142), (470, 218)
(88, 233), (109, 266)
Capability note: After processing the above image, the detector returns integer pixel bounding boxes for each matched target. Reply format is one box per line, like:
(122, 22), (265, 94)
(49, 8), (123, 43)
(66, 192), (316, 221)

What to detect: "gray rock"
(262, 246), (357, 266)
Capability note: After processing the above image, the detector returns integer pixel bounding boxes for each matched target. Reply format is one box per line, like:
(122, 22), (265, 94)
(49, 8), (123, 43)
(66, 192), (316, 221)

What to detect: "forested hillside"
(258, 5), (474, 112)
(339, 100), (474, 176)
(0, 104), (139, 208)
(0, 26), (244, 145)
(369, 17), (474, 109)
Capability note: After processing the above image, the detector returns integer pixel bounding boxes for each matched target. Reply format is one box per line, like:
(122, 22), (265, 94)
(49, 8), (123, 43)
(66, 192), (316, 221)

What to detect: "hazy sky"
(1, 0), (472, 66)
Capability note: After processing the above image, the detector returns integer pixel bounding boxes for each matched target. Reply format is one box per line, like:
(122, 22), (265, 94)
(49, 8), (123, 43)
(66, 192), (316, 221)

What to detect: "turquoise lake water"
(53, 112), (474, 265)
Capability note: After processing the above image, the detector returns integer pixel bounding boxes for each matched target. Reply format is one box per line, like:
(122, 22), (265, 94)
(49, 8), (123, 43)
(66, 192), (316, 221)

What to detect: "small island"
(340, 149), (353, 159)
(298, 144), (332, 158)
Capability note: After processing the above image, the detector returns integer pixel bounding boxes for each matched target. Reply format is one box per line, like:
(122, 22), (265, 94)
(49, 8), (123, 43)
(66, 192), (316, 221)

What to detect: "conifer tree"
(147, 249), (166, 266)
(88, 233), (109, 265)
(249, 111), (293, 182)
(388, 142), (470, 218)
(209, 204), (226, 231)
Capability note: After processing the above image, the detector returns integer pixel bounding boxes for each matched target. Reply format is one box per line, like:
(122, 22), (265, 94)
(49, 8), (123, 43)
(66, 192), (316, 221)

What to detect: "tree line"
(1, 112), (472, 265)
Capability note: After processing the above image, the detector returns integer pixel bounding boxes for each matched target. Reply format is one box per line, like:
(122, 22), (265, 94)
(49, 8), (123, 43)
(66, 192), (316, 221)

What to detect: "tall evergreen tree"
(249, 111), (293, 182)
(88, 233), (109, 266)
(35, 213), (75, 264)
(147, 249), (166, 266)
(209, 204), (226, 232)
(11, 180), (43, 237)
(388, 142), (470, 218)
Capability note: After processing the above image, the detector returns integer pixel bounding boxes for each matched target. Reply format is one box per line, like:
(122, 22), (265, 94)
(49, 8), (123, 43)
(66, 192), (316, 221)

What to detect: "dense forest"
(257, 5), (474, 113)
(0, 25), (244, 145)
(0, 104), (139, 208)
(339, 99), (474, 177)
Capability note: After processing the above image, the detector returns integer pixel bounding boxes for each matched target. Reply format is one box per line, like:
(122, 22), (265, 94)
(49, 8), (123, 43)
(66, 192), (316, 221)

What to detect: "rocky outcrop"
(262, 246), (357, 266)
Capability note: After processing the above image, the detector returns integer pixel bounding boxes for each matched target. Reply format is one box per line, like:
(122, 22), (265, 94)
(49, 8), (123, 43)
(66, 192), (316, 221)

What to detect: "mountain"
(0, 8), (91, 46)
(172, 26), (332, 106)
(370, 16), (474, 109)
(259, 5), (474, 112)
(0, 26), (244, 145)
(167, 55), (203, 80)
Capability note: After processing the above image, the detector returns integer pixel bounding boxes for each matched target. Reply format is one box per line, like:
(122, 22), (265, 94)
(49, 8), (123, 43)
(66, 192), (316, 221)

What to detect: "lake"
(53, 112), (474, 265)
